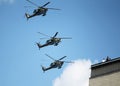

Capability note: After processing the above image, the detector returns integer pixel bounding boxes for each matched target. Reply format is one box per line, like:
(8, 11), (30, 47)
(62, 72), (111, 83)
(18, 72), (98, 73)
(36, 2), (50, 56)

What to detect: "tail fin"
(41, 65), (46, 72)
(25, 13), (30, 20)
(36, 43), (41, 50)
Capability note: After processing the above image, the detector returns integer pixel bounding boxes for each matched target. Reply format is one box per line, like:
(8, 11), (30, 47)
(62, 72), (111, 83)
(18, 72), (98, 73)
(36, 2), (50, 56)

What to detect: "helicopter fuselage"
(50, 61), (64, 69)
(46, 38), (61, 46)
(33, 7), (48, 16)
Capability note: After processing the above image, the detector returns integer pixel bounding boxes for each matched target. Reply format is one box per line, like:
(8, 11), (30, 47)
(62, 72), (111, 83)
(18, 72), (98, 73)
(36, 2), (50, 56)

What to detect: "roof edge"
(91, 57), (120, 68)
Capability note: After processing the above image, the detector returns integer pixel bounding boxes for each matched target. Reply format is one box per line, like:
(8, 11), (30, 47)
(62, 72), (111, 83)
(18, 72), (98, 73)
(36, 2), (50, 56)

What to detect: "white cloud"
(53, 59), (91, 86)
(0, 0), (15, 4)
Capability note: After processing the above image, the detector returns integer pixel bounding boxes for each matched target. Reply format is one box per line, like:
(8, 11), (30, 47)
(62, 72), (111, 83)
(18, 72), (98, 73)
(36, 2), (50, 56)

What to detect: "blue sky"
(0, 0), (120, 86)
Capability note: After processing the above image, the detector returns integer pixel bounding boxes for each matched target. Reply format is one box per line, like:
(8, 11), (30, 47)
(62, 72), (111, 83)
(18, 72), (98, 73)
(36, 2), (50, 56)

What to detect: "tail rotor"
(36, 42), (41, 50)
(25, 13), (30, 20)
(41, 65), (46, 72)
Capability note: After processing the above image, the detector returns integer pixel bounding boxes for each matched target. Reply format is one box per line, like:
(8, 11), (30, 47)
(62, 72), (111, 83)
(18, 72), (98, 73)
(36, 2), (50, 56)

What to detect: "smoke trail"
(53, 59), (91, 86)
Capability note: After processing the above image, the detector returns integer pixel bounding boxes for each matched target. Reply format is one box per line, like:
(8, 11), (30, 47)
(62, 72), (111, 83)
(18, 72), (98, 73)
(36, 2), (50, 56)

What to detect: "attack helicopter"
(36, 32), (72, 49)
(41, 54), (73, 72)
(25, 0), (60, 20)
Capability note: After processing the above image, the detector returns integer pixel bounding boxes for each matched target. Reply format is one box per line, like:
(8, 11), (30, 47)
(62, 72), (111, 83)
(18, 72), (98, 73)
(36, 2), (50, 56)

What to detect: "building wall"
(90, 70), (120, 86)
(90, 57), (120, 86)
(91, 60), (120, 78)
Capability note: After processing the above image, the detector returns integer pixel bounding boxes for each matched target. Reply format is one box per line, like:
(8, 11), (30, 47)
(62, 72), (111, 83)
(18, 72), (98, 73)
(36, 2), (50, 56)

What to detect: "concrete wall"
(89, 71), (120, 86)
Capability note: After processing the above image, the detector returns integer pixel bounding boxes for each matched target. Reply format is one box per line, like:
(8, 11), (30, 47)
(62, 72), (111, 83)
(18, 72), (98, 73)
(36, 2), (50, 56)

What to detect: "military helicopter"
(41, 54), (73, 72)
(25, 0), (60, 20)
(36, 32), (72, 49)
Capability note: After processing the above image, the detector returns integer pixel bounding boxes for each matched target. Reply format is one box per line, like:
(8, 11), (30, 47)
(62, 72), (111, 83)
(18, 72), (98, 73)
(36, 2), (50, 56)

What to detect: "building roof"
(91, 57), (120, 78)
(92, 57), (120, 68)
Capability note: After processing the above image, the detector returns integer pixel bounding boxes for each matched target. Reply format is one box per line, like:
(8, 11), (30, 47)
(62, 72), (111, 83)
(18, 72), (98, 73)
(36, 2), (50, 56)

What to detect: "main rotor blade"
(45, 54), (56, 61)
(24, 6), (32, 8)
(40, 38), (49, 39)
(59, 56), (67, 60)
(38, 32), (51, 37)
(53, 32), (58, 38)
(47, 8), (61, 10)
(26, 0), (39, 7)
(41, 2), (50, 7)
(64, 61), (74, 63)
(59, 37), (72, 39)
